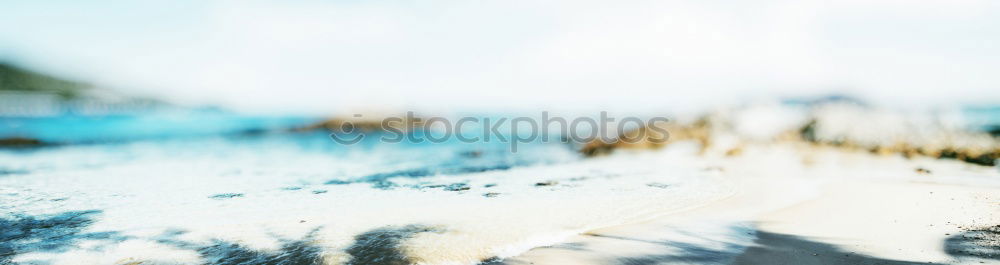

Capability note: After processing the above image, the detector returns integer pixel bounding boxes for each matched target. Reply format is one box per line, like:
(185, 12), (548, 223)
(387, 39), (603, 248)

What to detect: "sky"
(0, 0), (998, 113)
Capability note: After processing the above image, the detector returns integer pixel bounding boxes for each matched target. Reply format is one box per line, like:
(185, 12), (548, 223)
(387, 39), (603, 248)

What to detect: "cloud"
(0, 0), (997, 113)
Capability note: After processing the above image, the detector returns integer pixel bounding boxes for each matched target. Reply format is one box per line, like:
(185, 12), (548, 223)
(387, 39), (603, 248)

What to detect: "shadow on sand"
(345, 224), (444, 265)
(0, 210), (127, 264)
(154, 224), (443, 265)
(588, 233), (746, 265)
(2, 213), (452, 265)
(150, 228), (325, 265)
(487, 226), (952, 265)
(151, 224), (447, 265)
(943, 225), (999, 262)
(7, 210), (994, 265)
(730, 231), (939, 265)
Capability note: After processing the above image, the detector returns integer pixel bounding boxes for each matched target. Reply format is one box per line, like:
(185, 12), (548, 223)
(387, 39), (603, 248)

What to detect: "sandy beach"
(4, 1), (1000, 264)
(496, 145), (1000, 265)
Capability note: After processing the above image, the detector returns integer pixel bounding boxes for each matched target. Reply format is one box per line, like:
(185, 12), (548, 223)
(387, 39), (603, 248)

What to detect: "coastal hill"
(0, 62), (91, 99)
(0, 62), (165, 117)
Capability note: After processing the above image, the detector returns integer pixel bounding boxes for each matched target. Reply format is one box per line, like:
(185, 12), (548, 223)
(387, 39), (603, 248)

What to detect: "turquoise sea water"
(0, 109), (584, 186)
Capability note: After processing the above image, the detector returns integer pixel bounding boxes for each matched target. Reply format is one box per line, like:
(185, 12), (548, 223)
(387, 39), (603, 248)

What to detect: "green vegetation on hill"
(0, 62), (90, 99)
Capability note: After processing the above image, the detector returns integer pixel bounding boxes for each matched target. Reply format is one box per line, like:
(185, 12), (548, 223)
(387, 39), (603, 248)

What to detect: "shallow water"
(1, 112), (733, 265)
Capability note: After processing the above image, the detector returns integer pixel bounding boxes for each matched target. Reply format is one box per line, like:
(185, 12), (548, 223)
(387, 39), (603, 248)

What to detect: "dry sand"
(493, 146), (1000, 265)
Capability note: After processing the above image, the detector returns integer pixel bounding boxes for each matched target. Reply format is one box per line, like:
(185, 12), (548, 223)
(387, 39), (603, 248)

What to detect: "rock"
(646, 182), (671, 189)
(208, 193), (244, 199)
(986, 125), (1000, 137)
(371, 181), (398, 190)
(575, 103), (1000, 168)
(0, 168), (29, 175)
(324, 179), (352, 185)
(725, 146), (744, 157)
(289, 112), (424, 133)
(459, 150), (483, 158)
(535, 181), (558, 187)
(579, 119), (676, 157)
(444, 183), (471, 191)
(235, 128), (270, 136)
(797, 104), (1000, 167)
(962, 152), (999, 167)
(0, 137), (45, 147)
(483, 192), (501, 198)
